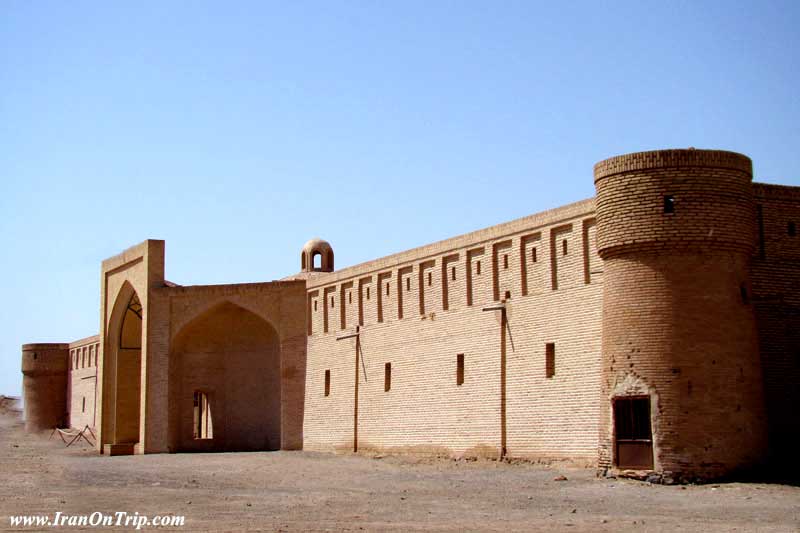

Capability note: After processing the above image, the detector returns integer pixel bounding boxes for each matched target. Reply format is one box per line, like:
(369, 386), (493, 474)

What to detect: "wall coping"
(594, 149), (752, 182)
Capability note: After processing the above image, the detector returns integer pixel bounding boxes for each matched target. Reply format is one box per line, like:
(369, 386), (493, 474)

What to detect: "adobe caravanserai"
(21, 149), (800, 482)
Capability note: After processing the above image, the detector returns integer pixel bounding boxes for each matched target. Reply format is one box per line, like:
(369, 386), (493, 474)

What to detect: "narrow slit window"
(562, 240), (568, 256)
(386, 283), (390, 296)
(82, 397), (86, 413)
(451, 266), (456, 280)
(531, 247), (537, 263)
(545, 343), (555, 378)
(366, 287), (370, 300)
(740, 283), (749, 305)
(456, 353), (465, 386)
(476, 261), (481, 275)
(503, 254), (509, 269)
(348, 292), (352, 304)
(384, 362), (392, 392)
(428, 272), (432, 286)
(789, 221), (797, 237)
(324, 370), (331, 397)
(406, 278), (411, 291)
(314, 300), (318, 312)
(663, 195), (675, 214)
(193, 391), (213, 439)
(331, 297), (335, 308)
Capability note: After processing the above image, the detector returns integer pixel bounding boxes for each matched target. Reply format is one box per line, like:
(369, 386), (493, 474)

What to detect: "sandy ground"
(0, 416), (798, 532)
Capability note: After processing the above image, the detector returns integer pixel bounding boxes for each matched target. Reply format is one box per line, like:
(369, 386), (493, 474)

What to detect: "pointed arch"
(102, 281), (143, 450)
(170, 300), (281, 452)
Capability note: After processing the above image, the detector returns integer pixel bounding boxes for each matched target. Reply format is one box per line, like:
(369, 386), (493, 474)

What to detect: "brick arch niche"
(102, 281), (143, 454)
(169, 301), (281, 452)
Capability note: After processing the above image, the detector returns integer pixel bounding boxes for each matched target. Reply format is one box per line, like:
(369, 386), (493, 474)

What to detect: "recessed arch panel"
(170, 300), (281, 452)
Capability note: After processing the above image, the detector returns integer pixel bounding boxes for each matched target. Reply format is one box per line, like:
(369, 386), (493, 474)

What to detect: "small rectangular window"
(314, 300), (318, 312)
(193, 391), (213, 439)
(789, 221), (797, 237)
(366, 286), (370, 300)
(531, 247), (537, 263)
(456, 353), (465, 386)
(562, 240), (568, 256)
(545, 343), (555, 378)
(330, 297), (335, 308)
(504, 290), (511, 300)
(386, 283), (390, 296)
(476, 261), (481, 275)
(406, 278), (411, 291)
(451, 266), (456, 280)
(663, 195), (675, 214)
(349, 292), (352, 304)
(503, 254), (509, 269)
(324, 370), (331, 397)
(384, 362), (392, 392)
(428, 272), (432, 286)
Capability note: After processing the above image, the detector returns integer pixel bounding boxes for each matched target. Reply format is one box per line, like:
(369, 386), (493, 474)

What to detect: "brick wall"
(303, 199), (603, 463)
(21, 343), (69, 432)
(750, 183), (800, 476)
(67, 336), (99, 430)
(23, 147), (800, 480)
(594, 149), (767, 480)
(158, 281), (307, 452)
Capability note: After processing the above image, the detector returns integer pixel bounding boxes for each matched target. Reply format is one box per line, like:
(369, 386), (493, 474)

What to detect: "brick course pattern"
(20, 148), (799, 481)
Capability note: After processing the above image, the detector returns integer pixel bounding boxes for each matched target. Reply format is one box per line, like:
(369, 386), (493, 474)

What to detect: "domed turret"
(301, 238), (334, 273)
(594, 148), (766, 481)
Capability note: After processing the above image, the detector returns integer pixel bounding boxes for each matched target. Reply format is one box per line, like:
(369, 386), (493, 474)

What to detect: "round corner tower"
(593, 148), (767, 481)
(21, 343), (69, 432)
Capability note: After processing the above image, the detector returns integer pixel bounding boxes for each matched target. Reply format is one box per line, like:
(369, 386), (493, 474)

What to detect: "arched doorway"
(171, 301), (281, 452)
(102, 283), (143, 452)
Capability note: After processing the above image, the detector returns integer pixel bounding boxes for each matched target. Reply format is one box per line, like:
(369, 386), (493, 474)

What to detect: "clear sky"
(1, 1), (798, 396)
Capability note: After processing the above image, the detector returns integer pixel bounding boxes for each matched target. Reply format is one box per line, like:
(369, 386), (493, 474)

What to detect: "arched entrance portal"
(102, 284), (143, 453)
(171, 302), (281, 452)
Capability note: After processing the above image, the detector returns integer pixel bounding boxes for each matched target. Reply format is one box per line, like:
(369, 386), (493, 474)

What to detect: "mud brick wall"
(303, 199), (603, 464)
(594, 149), (767, 480)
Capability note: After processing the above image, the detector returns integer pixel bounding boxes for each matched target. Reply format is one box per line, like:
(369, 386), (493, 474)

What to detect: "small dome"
(301, 238), (334, 272)
(302, 238), (333, 254)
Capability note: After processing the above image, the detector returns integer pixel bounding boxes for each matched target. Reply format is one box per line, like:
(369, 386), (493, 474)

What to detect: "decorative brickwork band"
(594, 149), (752, 183)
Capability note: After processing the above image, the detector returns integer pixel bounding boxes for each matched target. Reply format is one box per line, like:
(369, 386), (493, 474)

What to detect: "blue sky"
(1, 1), (798, 396)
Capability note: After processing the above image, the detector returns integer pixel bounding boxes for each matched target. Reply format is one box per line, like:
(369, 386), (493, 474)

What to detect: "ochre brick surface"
(303, 201), (603, 463)
(595, 149), (767, 480)
(67, 335), (99, 431)
(21, 343), (69, 432)
(19, 148), (800, 481)
(750, 183), (800, 474)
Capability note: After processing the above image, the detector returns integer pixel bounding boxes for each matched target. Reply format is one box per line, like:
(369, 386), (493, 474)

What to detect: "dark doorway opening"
(614, 396), (654, 469)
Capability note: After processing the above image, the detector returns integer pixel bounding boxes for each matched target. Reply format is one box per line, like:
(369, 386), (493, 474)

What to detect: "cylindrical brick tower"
(594, 149), (767, 482)
(21, 343), (69, 432)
